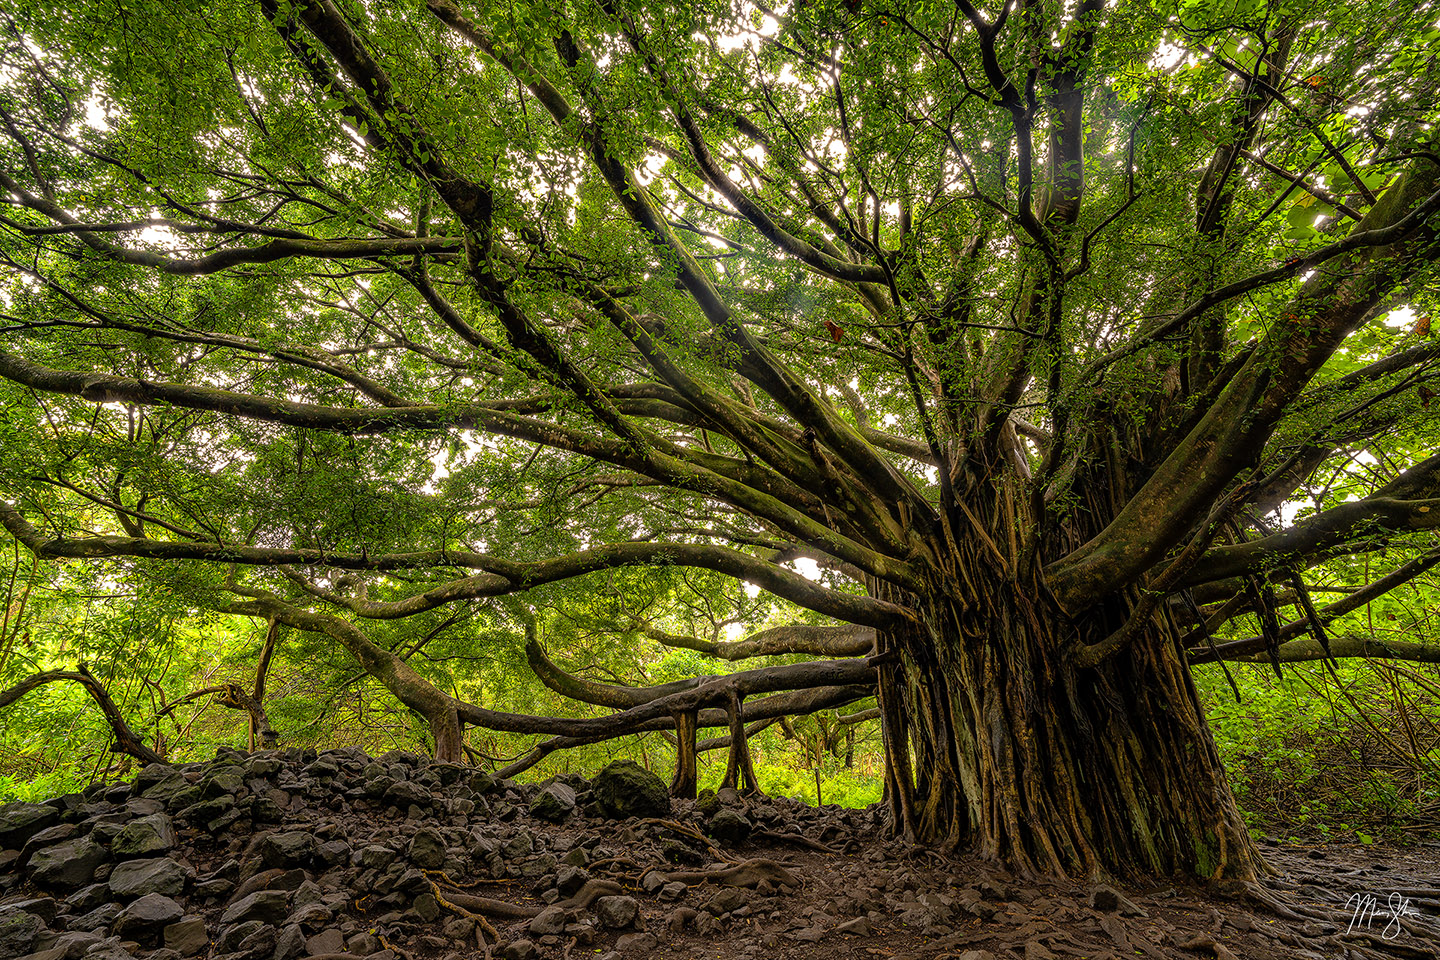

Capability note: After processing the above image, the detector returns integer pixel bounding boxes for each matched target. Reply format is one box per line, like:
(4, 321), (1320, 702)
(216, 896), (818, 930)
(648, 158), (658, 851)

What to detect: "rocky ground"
(1, 746), (1436, 960)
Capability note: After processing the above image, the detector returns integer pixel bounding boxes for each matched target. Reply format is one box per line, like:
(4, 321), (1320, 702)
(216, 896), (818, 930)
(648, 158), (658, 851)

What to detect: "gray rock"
(0, 803), (59, 849)
(162, 918), (208, 957)
(200, 768), (243, 799)
(175, 795), (234, 829)
(555, 865), (588, 896)
(405, 829), (445, 870)
(67, 902), (121, 934)
(111, 814), (177, 859)
(345, 931), (380, 955)
(665, 906), (697, 934)
(529, 783), (575, 823)
(221, 890), (289, 926)
(82, 936), (139, 960)
(65, 885), (110, 915)
(142, 775), (194, 808)
(273, 923), (306, 960)
(49, 930), (105, 959)
(287, 903), (330, 930)
(132, 764), (176, 795)
(19, 824), (79, 867)
(706, 809), (752, 845)
(467, 771), (500, 796)
(0, 899), (56, 924)
(1088, 885), (1147, 918)
(113, 894), (184, 939)
(613, 933), (659, 956)
(703, 887), (748, 915)
(409, 894), (439, 924)
(259, 833), (317, 869)
(315, 841), (350, 867)
(108, 858), (188, 900)
(501, 939), (536, 960)
(0, 909), (43, 959)
(441, 918), (475, 941)
(382, 781), (430, 808)
(527, 906), (567, 937)
(304, 929), (345, 956)
(28, 837), (106, 890)
(216, 920), (267, 954)
(594, 896), (641, 930)
(591, 761), (669, 820)
(357, 845), (396, 871)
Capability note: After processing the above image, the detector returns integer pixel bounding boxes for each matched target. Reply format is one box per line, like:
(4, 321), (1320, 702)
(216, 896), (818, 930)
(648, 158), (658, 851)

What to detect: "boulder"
(67, 902), (121, 933)
(529, 783), (576, 823)
(18, 824), (78, 867)
(0, 908), (43, 959)
(0, 804), (59, 849)
(220, 889), (290, 926)
(163, 917), (209, 957)
(0, 899), (56, 925)
(108, 857), (188, 899)
(113, 893), (184, 939)
(28, 837), (106, 890)
(305, 929), (346, 956)
(502, 939), (537, 960)
(594, 896), (641, 929)
(706, 809), (752, 845)
(527, 905), (567, 937)
(112, 814), (177, 859)
(590, 761), (669, 820)
(405, 829), (445, 870)
(259, 832), (317, 869)
(132, 763), (176, 795)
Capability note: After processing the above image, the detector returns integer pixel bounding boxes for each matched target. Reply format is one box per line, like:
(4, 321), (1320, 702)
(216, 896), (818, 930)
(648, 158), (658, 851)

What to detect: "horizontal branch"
(0, 503), (909, 628)
(0, 169), (458, 273)
(1216, 634), (1440, 663)
(491, 684), (872, 779)
(644, 623), (876, 661)
(1189, 547), (1440, 663)
(0, 349), (920, 589)
(455, 656), (880, 737)
(0, 664), (163, 764)
(1187, 453), (1440, 585)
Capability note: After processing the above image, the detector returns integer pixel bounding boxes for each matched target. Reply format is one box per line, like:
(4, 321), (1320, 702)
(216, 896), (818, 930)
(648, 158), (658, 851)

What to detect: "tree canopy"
(2, 0), (1440, 881)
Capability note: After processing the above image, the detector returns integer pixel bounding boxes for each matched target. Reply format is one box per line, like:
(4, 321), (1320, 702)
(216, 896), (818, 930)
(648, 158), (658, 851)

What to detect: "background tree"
(1, 0), (1439, 882)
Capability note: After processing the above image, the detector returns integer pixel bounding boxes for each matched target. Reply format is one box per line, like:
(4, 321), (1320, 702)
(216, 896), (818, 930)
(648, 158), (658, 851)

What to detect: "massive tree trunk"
(881, 575), (1259, 881)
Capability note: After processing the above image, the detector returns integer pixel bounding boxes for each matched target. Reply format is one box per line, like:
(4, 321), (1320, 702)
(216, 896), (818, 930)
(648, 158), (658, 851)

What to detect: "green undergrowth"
(1195, 659), (1440, 844)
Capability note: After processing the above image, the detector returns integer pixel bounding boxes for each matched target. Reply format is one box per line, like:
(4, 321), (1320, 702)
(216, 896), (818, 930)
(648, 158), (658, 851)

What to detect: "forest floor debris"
(1, 746), (1436, 960)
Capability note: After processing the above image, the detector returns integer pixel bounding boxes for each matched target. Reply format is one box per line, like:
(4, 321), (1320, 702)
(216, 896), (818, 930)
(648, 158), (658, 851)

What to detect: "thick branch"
(1187, 452), (1440, 585)
(0, 664), (163, 764)
(644, 623), (876, 661)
